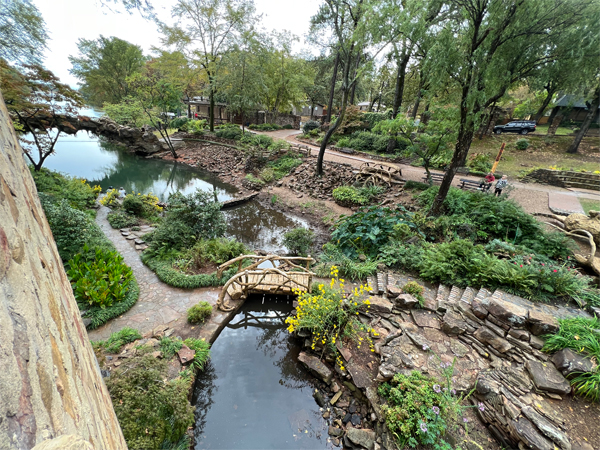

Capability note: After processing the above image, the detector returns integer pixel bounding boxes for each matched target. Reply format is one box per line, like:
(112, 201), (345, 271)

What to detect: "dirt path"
(257, 129), (597, 216)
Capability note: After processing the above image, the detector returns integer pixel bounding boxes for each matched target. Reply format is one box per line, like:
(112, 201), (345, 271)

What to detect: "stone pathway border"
(88, 205), (238, 343)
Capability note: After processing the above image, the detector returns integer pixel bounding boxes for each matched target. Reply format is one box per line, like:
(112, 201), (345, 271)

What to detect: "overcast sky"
(32, 0), (322, 87)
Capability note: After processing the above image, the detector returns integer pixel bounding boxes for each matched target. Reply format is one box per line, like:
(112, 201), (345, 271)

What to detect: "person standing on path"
(494, 175), (508, 197)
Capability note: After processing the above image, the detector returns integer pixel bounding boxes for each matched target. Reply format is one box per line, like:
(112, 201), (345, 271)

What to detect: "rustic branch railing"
(216, 254), (315, 311)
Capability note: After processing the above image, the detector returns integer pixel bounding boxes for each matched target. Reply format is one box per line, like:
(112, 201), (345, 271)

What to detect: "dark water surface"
(192, 296), (330, 450)
(42, 131), (308, 252)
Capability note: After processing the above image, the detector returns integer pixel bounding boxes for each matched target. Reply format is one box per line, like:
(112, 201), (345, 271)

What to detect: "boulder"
(471, 298), (489, 319)
(346, 427), (376, 450)
(473, 326), (513, 353)
(298, 352), (333, 384)
(442, 310), (468, 336)
(525, 360), (571, 395)
(177, 345), (195, 365)
(411, 309), (440, 329)
(394, 293), (419, 309)
(368, 296), (394, 315)
(521, 406), (571, 450)
(328, 426), (344, 437)
(530, 335), (545, 350)
(528, 309), (559, 336)
(510, 417), (555, 450)
(508, 328), (530, 341)
(552, 348), (596, 378)
(387, 285), (402, 299)
(487, 298), (528, 328)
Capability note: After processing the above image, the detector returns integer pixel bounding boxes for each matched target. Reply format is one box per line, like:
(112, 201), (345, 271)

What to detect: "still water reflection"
(192, 295), (329, 450)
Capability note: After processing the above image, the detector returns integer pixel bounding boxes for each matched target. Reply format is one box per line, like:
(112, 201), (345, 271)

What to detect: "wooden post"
(491, 142), (505, 174)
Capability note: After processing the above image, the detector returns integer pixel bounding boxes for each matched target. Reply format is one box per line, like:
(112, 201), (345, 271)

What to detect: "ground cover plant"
(282, 227), (314, 256)
(379, 353), (477, 449)
(187, 301), (213, 324)
(321, 186), (600, 307)
(248, 123), (282, 131)
(33, 169), (139, 328)
(543, 317), (600, 402)
(332, 185), (385, 207)
(103, 190), (163, 229)
(141, 189), (244, 288)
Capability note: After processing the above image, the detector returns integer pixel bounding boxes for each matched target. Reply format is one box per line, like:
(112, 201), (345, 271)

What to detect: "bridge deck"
(226, 272), (310, 300)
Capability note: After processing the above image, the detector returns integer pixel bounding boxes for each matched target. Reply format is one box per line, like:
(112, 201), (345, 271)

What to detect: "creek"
(42, 128), (308, 253)
(192, 295), (329, 449)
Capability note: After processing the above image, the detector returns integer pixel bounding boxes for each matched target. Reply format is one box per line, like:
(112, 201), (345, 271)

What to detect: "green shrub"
(516, 138), (530, 150)
(403, 281), (425, 306)
(141, 253), (235, 289)
(41, 198), (113, 261)
(309, 128), (319, 137)
(148, 189), (226, 251)
(122, 194), (145, 216)
(170, 117), (189, 129)
(83, 277), (139, 330)
(379, 364), (471, 449)
(215, 127), (242, 140)
(107, 210), (139, 229)
(248, 123), (282, 131)
(467, 153), (492, 173)
(186, 238), (248, 267)
(160, 336), (184, 358)
(268, 138), (291, 152)
(315, 243), (378, 281)
(106, 355), (194, 450)
(282, 124), (293, 129)
(336, 137), (351, 148)
(67, 244), (134, 309)
(283, 227), (315, 256)
(404, 180), (430, 191)
(332, 206), (423, 259)
(187, 301), (213, 324)
(260, 168), (276, 182)
(266, 153), (303, 179)
(303, 120), (321, 134)
(30, 167), (100, 211)
(122, 192), (162, 218)
(183, 338), (211, 371)
(543, 317), (600, 402)
(332, 186), (368, 207)
(251, 134), (274, 148)
(102, 327), (142, 353)
(244, 173), (265, 187)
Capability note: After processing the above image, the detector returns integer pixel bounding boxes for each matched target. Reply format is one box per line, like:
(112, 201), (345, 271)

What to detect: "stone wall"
(0, 94), (127, 449)
(522, 169), (600, 191)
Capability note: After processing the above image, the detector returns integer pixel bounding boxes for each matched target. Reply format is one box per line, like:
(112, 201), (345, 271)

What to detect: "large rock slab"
(525, 360), (571, 395)
(521, 406), (571, 450)
(509, 417), (555, 450)
(487, 298), (528, 328)
(177, 345), (195, 365)
(32, 435), (95, 450)
(346, 427), (376, 450)
(298, 352), (333, 384)
(368, 296), (394, 315)
(411, 309), (440, 329)
(552, 348), (596, 378)
(473, 326), (513, 353)
(394, 293), (419, 309)
(442, 310), (468, 336)
(528, 309), (559, 336)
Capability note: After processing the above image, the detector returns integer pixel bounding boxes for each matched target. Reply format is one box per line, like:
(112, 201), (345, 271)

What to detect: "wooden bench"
(423, 172), (445, 184)
(459, 178), (492, 192)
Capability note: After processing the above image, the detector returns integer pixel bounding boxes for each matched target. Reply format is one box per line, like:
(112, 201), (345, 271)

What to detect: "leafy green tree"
(128, 67), (184, 158)
(0, 61), (84, 170)
(69, 36), (146, 107)
(427, 0), (593, 215)
(103, 96), (147, 127)
(0, 0), (48, 64)
(159, 0), (256, 132)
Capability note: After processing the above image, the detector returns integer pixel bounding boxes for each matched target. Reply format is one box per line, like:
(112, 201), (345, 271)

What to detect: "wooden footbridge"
(216, 254), (315, 311)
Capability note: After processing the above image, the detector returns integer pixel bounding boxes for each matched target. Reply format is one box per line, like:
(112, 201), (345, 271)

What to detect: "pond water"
(41, 130), (308, 253)
(192, 295), (330, 450)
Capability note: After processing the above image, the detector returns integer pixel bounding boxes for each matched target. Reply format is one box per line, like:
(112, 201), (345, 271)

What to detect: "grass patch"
(534, 124), (575, 136)
(96, 327), (142, 353)
(580, 198), (600, 214)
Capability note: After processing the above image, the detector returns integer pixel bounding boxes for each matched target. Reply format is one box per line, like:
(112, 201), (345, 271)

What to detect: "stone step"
(435, 284), (451, 312)
(473, 287), (493, 306)
(446, 286), (464, 309)
(366, 276), (379, 295)
(459, 286), (477, 306)
(376, 272), (386, 295)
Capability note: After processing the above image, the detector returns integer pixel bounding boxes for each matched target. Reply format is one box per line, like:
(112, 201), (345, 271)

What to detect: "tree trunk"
(326, 52), (340, 124)
(430, 105), (474, 215)
(411, 87), (422, 120)
(386, 54), (410, 153)
(310, 104), (314, 120)
(317, 96), (347, 175)
(547, 110), (564, 137)
(349, 54), (361, 105)
(0, 93), (128, 450)
(534, 87), (556, 123)
(209, 88), (215, 132)
(567, 85), (600, 154)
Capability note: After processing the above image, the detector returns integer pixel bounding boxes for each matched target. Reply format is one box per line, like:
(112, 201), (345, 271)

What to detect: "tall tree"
(0, 61), (83, 170)
(427, 0), (591, 215)
(0, 0), (48, 64)
(69, 36), (146, 107)
(160, 0), (256, 132)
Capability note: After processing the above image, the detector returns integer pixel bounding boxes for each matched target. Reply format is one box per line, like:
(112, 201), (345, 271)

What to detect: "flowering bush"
(379, 352), (477, 449)
(100, 188), (120, 208)
(285, 266), (376, 367)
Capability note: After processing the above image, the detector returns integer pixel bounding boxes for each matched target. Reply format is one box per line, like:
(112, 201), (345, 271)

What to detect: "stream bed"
(192, 295), (330, 450)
